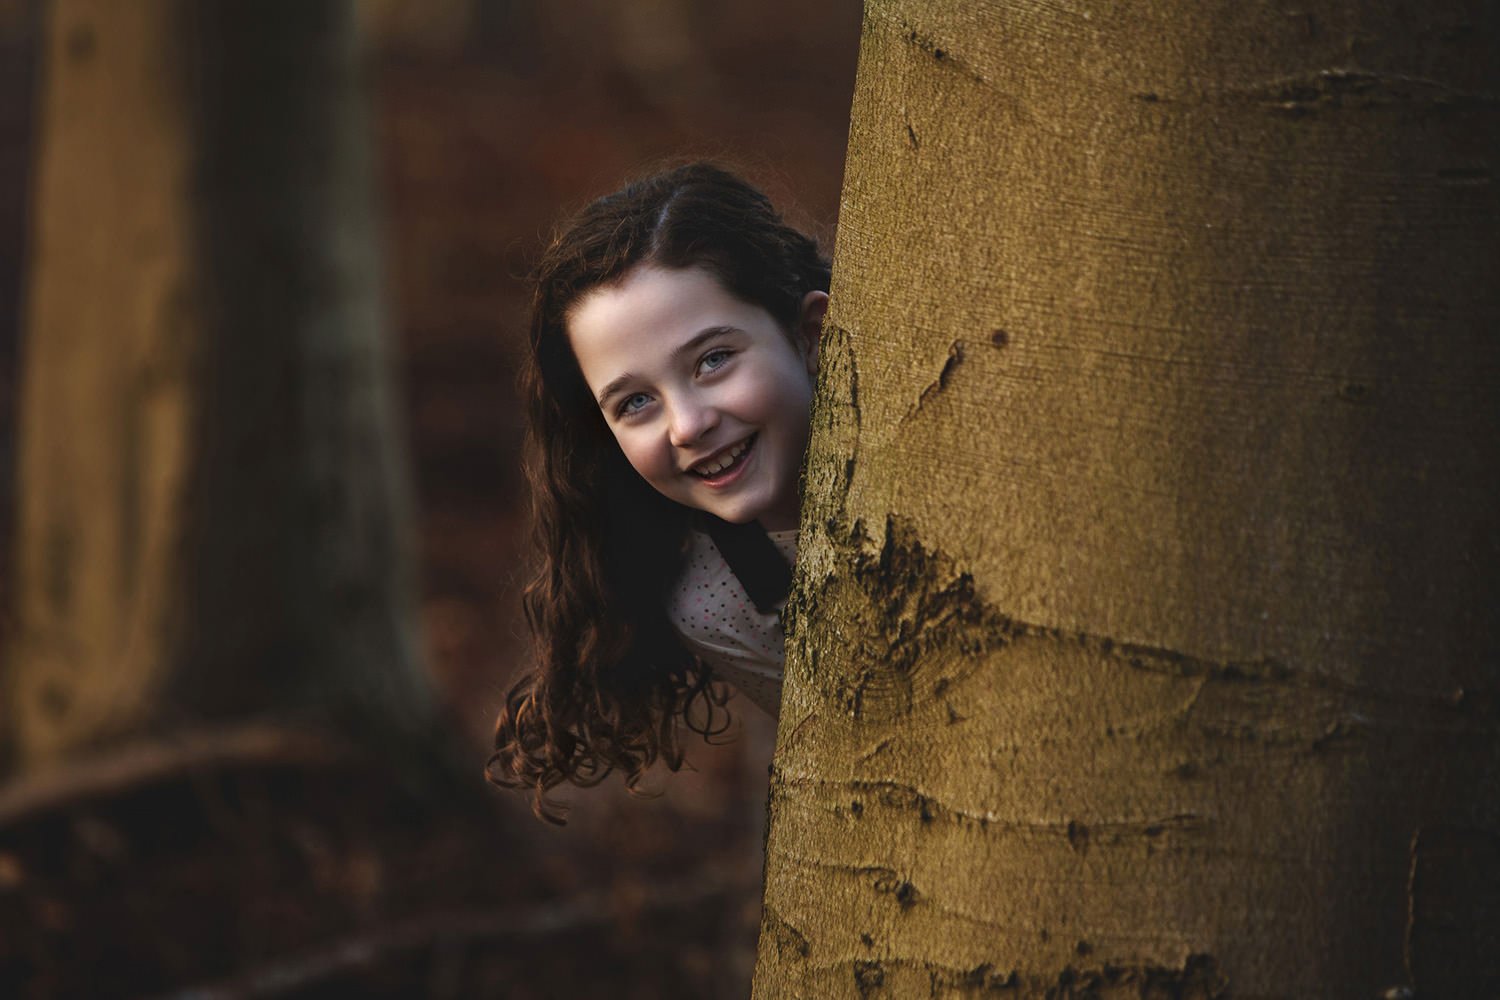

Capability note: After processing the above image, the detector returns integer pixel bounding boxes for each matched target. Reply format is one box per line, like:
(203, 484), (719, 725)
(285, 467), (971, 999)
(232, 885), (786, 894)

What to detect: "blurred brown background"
(366, 0), (856, 751)
(0, 0), (859, 995)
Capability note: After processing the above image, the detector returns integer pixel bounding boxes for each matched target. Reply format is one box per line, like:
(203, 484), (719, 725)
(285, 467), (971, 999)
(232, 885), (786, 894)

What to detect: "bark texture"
(6, 0), (431, 770)
(755, 2), (1500, 997)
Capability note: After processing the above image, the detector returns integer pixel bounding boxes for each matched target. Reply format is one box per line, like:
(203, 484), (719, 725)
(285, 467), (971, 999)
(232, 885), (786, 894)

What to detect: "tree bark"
(5, 0), (432, 771)
(755, 2), (1500, 997)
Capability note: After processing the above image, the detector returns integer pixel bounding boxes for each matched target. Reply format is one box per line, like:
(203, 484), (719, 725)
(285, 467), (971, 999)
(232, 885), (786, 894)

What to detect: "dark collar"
(694, 513), (794, 614)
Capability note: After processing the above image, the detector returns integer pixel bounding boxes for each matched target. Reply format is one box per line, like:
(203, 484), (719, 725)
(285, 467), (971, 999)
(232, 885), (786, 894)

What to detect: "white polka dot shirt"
(668, 528), (797, 717)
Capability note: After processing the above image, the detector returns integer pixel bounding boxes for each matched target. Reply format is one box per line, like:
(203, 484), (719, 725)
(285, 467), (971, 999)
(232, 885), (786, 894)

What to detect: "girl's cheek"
(618, 430), (664, 476)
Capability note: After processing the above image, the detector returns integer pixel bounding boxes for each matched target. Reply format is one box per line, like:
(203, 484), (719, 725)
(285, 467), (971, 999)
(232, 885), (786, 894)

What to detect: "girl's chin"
(692, 491), (767, 526)
(700, 492), (800, 531)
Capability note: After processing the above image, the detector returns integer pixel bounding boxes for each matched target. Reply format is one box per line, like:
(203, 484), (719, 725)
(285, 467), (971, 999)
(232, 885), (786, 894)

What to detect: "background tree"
(755, 1), (1499, 996)
(3, 0), (433, 773)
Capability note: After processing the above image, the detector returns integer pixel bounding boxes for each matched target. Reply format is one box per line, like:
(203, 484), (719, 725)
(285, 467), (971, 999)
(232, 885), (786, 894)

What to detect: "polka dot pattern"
(668, 528), (797, 717)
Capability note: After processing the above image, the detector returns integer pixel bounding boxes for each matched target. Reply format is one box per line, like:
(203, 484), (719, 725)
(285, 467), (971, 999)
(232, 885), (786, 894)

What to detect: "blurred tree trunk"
(4, 0), (432, 773)
(756, 2), (1499, 997)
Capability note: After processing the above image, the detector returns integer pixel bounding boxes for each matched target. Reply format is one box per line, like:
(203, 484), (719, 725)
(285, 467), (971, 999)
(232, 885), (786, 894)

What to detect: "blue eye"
(698, 348), (733, 375)
(617, 392), (651, 417)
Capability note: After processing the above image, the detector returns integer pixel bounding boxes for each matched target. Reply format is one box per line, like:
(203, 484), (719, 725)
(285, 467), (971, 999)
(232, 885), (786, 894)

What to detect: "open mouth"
(691, 434), (756, 483)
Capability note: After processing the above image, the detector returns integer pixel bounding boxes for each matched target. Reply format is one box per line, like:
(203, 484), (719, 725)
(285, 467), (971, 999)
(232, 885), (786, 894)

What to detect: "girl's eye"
(617, 392), (652, 417)
(698, 348), (733, 375)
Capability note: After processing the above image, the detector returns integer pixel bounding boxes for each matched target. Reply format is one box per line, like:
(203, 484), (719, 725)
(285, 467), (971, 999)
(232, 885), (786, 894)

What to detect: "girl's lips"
(694, 434), (756, 488)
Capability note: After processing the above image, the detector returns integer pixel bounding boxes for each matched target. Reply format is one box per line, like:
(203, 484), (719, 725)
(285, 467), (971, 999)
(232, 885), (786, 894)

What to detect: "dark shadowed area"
(0, 1), (859, 996)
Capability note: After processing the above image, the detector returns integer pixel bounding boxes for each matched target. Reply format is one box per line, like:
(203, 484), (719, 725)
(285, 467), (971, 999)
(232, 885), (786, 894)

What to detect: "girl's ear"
(798, 290), (829, 374)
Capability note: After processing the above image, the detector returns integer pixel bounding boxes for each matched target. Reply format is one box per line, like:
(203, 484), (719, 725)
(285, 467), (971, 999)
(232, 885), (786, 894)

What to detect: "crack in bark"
(760, 904), (811, 959)
(788, 515), (1021, 721)
(912, 340), (965, 415)
(797, 513), (1496, 727)
(896, 19), (988, 86)
(777, 776), (1215, 846)
(1226, 67), (1500, 114)
(762, 951), (1229, 998)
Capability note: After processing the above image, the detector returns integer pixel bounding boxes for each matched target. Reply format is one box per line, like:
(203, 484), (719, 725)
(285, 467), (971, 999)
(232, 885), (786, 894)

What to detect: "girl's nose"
(667, 396), (718, 448)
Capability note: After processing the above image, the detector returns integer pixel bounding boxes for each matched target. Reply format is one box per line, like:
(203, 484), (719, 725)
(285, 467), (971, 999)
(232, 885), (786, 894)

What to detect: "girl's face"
(566, 265), (825, 531)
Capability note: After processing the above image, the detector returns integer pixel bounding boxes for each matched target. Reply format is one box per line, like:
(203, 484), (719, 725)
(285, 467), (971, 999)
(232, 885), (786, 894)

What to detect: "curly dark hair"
(486, 162), (831, 822)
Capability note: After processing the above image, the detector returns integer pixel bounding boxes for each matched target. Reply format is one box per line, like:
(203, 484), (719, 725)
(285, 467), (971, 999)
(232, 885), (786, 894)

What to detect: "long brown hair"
(487, 162), (831, 821)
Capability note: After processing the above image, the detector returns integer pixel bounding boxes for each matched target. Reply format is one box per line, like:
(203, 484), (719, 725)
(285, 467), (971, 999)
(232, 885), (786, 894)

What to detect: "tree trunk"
(5, 0), (432, 771)
(755, 2), (1499, 997)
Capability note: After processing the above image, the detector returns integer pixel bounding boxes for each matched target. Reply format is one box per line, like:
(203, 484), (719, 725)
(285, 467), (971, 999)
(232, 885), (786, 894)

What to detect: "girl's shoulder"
(670, 527), (792, 635)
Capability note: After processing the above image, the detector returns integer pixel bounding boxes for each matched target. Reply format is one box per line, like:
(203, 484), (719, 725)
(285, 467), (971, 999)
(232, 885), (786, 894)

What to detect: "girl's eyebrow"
(595, 325), (743, 409)
(596, 375), (635, 409)
(670, 325), (742, 363)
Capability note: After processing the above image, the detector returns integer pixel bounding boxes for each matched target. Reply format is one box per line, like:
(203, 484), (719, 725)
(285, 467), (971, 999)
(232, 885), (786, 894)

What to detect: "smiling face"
(566, 264), (825, 531)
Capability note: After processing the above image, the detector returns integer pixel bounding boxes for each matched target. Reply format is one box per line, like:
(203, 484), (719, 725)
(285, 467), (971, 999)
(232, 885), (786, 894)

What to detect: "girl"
(487, 162), (830, 821)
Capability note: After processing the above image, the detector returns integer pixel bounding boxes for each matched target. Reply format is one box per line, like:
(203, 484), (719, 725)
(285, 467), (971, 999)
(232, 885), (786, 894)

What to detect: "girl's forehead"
(567, 265), (755, 343)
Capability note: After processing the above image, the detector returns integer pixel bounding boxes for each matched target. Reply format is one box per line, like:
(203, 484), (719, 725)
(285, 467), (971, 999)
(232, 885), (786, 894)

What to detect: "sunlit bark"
(5, 0), (432, 771)
(755, 2), (1500, 996)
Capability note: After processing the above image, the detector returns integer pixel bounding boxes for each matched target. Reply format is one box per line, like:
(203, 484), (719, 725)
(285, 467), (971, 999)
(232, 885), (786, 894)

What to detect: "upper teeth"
(696, 438), (750, 476)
